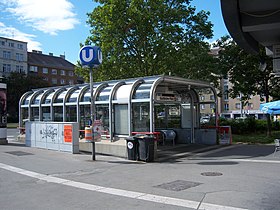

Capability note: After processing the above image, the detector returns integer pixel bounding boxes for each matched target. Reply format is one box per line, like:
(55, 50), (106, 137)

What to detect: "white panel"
(114, 105), (128, 135)
(181, 104), (192, 128)
(25, 122), (79, 153)
(114, 85), (132, 103)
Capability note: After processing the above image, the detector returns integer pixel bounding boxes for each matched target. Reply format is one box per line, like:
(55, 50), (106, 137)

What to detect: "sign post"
(79, 45), (102, 160)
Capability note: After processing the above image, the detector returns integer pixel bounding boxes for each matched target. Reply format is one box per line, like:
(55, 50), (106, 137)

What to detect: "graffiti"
(40, 125), (58, 142)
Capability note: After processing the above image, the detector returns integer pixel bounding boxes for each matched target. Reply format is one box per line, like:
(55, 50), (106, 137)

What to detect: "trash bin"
(136, 135), (155, 162)
(126, 136), (138, 160)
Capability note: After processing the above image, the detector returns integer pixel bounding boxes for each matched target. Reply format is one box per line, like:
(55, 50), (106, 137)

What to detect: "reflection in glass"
(31, 107), (39, 121)
(42, 107), (51, 121)
(132, 103), (150, 132)
(54, 106), (63, 121)
(154, 104), (181, 129)
(66, 105), (77, 122)
(80, 105), (91, 129)
(96, 105), (110, 136)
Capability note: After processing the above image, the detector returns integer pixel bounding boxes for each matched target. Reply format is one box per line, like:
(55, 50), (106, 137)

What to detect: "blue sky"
(0, 0), (229, 64)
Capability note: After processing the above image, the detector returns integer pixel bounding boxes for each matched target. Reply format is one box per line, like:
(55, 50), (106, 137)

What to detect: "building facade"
(0, 37), (28, 77)
(220, 77), (266, 119)
(28, 50), (81, 86)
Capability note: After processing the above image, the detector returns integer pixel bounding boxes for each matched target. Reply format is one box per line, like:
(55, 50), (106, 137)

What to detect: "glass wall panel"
(21, 108), (29, 122)
(80, 105), (91, 129)
(32, 93), (43, 105)
(96, 86), (112, 101)
(42, 92), (55, 104)
(31, 107), (39, 121)
(154, 104), (181, 129)
(66, 105), (77, 122)
(132, 103), (150, 132)
(132, 84), (152, 99)
(42, 107), (51, 121)
(54, 91), (67, 103)
(96, 105), (109, 135)
(181, 104), (192, 128)
(24, 95), (32, 105)
(54, 106), (63, 121)
(114, 104), (128, 135)
(81, 90), (91, 102)
(67, 90), (79, 103)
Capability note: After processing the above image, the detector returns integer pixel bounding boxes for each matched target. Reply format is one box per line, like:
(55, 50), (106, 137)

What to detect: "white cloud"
(2, 0), (79, 35)
(0, 22), (42, 51)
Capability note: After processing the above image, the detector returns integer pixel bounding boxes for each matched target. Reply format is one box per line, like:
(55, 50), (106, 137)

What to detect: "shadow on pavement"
(157, 143), (276, 163)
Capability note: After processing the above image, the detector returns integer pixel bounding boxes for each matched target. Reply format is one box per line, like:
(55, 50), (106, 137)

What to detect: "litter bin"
(126, 136), (138, 160)
(136, 135), (155, 162)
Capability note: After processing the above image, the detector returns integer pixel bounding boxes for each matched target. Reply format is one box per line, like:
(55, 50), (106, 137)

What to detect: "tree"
(6, 72), (49, 122)
(81, 0), (215, 82)
(215, 36), (280, 136)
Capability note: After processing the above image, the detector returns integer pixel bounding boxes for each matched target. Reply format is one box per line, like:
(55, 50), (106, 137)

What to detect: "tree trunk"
(265, 93), (272, 137)
(266, 114), (272, 137)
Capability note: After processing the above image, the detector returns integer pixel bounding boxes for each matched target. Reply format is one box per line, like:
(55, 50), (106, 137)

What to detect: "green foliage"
(81, 0), (217, 82)
(6, 72), (49, 122)
(215, 36), (280, 102)
(232, 132), (278, 144)
(219, 117), (279, 135)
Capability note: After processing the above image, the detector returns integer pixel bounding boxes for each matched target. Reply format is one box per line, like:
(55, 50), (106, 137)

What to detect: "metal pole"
(240, 93), (243, 118)
(90, 67), (95, 161)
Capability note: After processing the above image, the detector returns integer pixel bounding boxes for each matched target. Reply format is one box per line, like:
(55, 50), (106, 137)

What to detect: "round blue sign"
(79, 46), (102, 67)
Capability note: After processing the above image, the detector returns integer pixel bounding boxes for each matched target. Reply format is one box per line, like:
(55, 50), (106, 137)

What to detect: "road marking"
(225, 158), (280, 164)
(0, 162), (247, 210)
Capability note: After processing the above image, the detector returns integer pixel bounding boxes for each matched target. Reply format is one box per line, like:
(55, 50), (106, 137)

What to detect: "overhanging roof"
(221, 0), (280, 54)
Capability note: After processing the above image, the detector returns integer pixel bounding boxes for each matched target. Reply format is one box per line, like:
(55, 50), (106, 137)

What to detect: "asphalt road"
(1, 131), (280, 210)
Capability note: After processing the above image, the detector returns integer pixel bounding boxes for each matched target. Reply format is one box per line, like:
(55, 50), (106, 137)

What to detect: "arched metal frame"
(19, 76), (218, 141)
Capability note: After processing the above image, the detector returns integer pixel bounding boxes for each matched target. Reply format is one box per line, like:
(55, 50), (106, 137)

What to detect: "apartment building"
(220, 77), (265, 119)
(28, 50), (81, 86)
(0, 37), (28, 77)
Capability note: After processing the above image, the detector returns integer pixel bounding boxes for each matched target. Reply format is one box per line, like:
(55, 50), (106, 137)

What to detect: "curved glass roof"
(20, 75), (216, 107)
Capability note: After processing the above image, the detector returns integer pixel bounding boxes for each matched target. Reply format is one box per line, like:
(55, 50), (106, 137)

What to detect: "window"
(16, 65), (24, 73)
(132, 103), (150, 132)
(8, 42), (14, 47)
(60, 79), (65, 84)
(210, 95), (215, 100)
(60, 70), (65, 75)
(200, 96), (205, 101)
(3, 51), (11, 59)
(16, 53), (24, 61)
(68, 71), (74, 76)
(1, 41), (5, 46)
(17, 44), (23, 49)
(52, 69), (57, 75)
(3, 64), (11, 72)
(52, 78), (57, 84)
(29, 66), (38, 72)
(223, 85), (229, 101)
(42, 68), (48, 74)
(248, 103), (253, 109)
(19, 66), (24, 73)
(224, 103), (229, 111)
(43, 77), (48, 81)
(210, 103), (215, 109)
(68, 80), (74, 85)
(235, 103), (241, 109)
(154, 104), (181, 129)
(200, 104), (205, 110)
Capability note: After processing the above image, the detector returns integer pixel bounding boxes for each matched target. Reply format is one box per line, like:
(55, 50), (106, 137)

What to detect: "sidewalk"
(1, 141), (280, 209)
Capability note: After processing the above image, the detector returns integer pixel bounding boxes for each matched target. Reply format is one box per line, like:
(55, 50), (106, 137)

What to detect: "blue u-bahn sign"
(79, 45), (102, 67)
